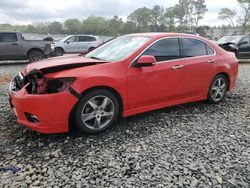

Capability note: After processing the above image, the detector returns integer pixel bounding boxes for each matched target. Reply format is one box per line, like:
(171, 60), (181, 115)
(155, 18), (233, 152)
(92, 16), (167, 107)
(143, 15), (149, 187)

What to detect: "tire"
(74, 89), (119, 134)
(207, 74), (228, 104)
(28, 50), (44, 63)
(54, 47), (64, 56)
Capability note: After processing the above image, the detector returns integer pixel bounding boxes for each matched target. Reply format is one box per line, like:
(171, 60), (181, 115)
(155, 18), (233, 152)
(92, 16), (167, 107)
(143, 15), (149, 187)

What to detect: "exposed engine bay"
(9, 61), (104, 94)
(10, 69), (75, 94)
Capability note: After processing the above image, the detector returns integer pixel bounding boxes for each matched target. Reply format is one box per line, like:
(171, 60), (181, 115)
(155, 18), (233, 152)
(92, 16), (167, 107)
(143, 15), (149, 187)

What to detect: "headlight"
(46, 77), (76, 93)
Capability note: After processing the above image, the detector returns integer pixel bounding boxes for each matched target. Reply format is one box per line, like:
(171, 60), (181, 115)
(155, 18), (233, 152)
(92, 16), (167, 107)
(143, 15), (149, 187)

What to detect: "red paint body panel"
(9, 33), (238, 133)
(9, 85), (78, 133)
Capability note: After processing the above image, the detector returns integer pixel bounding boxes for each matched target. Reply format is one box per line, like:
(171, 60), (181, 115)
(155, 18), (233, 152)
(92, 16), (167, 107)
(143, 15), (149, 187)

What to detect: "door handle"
(172, 65), (184, 70)
(208, 59), (215, 63)
(11, 43), (18, 45)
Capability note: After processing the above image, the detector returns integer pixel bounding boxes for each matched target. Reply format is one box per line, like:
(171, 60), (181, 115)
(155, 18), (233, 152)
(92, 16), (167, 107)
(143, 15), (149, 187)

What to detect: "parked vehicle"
(216, 35), (242, 45)
(0, 31), (54, 62)
(218, 35), (250, 58)
(9, 33), (238, 134)
(53, 35), (102, 56)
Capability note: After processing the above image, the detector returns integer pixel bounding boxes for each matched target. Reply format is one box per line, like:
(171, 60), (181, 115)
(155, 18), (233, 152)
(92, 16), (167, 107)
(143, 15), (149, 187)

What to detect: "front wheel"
(54, 47), (64, 56)
(74, 89), (119, 134)
(207, 74), (228, 104)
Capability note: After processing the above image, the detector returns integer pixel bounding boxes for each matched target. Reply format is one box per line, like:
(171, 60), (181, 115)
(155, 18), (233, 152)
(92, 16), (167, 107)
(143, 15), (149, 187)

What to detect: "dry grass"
(0, 74), (13, 84)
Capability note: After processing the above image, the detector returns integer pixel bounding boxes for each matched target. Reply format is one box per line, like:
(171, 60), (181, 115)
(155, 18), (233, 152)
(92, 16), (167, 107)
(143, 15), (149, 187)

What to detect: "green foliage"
(128, 7), (153, 32)
(0, 1), (245, 36)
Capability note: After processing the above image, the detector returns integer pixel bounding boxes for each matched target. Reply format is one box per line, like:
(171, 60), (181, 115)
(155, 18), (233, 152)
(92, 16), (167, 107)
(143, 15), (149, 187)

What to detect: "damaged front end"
(10, 69), (76, 95)
(8, 69), (79, 133)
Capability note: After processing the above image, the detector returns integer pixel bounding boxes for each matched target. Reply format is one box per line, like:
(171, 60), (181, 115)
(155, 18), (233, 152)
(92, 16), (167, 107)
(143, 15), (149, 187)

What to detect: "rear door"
(181, 38), (216, 99)
(0, 32), (24, 60)
(237, 35), (250, 58)
(78, 36), (98, 52)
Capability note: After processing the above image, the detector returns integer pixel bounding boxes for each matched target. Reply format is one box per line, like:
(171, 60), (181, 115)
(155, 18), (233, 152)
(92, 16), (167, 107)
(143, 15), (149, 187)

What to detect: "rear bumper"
(8, 86), (78, 134)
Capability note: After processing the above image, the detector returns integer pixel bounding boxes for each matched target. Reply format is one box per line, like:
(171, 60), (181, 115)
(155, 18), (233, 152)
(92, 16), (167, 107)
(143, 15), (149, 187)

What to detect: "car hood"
(21, 55), (107, 75)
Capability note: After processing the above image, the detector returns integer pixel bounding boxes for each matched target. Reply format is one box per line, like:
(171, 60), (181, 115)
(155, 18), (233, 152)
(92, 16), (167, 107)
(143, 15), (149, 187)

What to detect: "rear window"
(79, 36), (97, 42)
(0, 33), (18, 42)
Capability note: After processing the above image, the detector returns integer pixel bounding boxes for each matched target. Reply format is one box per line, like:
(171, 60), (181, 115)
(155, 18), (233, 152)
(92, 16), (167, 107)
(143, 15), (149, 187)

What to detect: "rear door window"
(79, 36), (97, 42)
(206, 45), (215, 55)
(0, 33), (18, 42)
(182, 38), (207, 57)
(142, 38), (180, 62)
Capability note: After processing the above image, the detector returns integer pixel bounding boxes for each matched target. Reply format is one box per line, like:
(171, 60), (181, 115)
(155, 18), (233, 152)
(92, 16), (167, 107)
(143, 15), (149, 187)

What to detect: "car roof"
(125, 32), (202, 39)
(67, 34), (97, 37)
(0, 30), (20, 33)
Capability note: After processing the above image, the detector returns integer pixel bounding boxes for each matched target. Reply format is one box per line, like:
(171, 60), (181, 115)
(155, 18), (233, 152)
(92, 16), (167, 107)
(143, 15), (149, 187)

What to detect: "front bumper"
(8, 85), (78, 134)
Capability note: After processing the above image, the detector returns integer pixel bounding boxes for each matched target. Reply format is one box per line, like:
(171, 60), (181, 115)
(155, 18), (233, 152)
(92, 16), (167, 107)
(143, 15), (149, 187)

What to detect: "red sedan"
(8, 33), (238, 134)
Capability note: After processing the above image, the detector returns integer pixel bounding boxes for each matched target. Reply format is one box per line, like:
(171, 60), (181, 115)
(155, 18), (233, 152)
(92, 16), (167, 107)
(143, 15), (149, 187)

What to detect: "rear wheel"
(74, 89), (119, 134)
(28, 50), (44, 62)
(208, 74), (228, 104)
(54, 47), (64, 56)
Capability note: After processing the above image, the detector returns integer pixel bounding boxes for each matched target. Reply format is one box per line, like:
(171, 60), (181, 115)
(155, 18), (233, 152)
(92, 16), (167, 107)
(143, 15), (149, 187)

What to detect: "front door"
(127, 38), (186, 110)
(64, 36), (79, 53)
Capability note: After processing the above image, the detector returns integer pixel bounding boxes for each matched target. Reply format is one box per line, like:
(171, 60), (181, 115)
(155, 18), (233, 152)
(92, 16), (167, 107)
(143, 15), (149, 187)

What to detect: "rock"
(216, 176), (223, 184)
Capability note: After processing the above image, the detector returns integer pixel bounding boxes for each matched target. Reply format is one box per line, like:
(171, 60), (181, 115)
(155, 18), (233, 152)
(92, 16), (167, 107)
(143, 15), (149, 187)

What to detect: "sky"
(0, 0), (240, 26)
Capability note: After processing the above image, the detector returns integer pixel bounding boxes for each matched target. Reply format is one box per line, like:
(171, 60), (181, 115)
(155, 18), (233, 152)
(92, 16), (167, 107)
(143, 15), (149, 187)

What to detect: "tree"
(128, 7), (152, 32)
(237, 0), (250, 34)
(179, 0), (194, 30)
(192, 0), (208, 31)
(151, 5), (164, 31)
(218, 8), (237, 34)
(173, 3), (185, 31)
(64, 19), (81, 34)
(48, 22), (63, 34)
(108, 15), (123, 36)
(164, 7), (176, 31)
(82, 16), (109, 35)
(121, 21), (138, 34)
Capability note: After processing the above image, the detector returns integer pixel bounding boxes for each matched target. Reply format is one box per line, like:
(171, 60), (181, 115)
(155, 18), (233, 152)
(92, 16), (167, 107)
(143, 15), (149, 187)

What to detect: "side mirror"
(136, 55), (156, 67)
(66, 41), (70, 44)
(239, 41), (248, 46)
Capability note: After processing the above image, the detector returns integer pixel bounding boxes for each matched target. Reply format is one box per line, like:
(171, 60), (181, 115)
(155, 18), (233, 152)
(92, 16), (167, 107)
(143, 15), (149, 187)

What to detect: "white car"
(53, 35), (102, 56)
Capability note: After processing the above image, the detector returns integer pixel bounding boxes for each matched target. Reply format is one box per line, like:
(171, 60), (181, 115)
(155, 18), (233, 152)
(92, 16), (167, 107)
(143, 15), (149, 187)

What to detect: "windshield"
(85, 36), (151, 61)
(217, 36), (240, 44)
(59, 36), (72, 43)
(231, 36), (244, 44)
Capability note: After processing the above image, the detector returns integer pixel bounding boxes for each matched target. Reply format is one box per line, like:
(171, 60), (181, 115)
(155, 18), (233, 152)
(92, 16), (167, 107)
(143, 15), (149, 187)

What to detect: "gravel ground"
(0, 64), (249, 188)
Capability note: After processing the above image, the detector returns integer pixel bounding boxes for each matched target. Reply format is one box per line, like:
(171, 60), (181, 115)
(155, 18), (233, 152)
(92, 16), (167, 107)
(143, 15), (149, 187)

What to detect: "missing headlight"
(46, 78), (76, 93)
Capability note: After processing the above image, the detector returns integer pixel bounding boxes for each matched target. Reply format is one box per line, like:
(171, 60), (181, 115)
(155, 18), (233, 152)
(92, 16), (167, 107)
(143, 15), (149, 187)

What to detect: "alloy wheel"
(81, 95), (115, 130)
(211, 77), (227, 102)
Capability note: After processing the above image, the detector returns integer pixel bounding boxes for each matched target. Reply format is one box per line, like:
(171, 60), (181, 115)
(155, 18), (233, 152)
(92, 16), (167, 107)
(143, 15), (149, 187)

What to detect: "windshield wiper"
(89, 56), (102, 60)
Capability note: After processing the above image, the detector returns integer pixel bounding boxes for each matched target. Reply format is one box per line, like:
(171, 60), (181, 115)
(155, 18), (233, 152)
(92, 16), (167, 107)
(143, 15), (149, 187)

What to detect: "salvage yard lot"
(0, 64), (249, 187)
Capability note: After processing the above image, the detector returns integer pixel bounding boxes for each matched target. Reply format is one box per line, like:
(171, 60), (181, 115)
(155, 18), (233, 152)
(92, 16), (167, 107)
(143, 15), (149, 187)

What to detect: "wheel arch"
(212, 72), (230, 91)
(55, 46), (64, 52)
(68, 86), (124, 130)
(27, 48), (44, 57)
